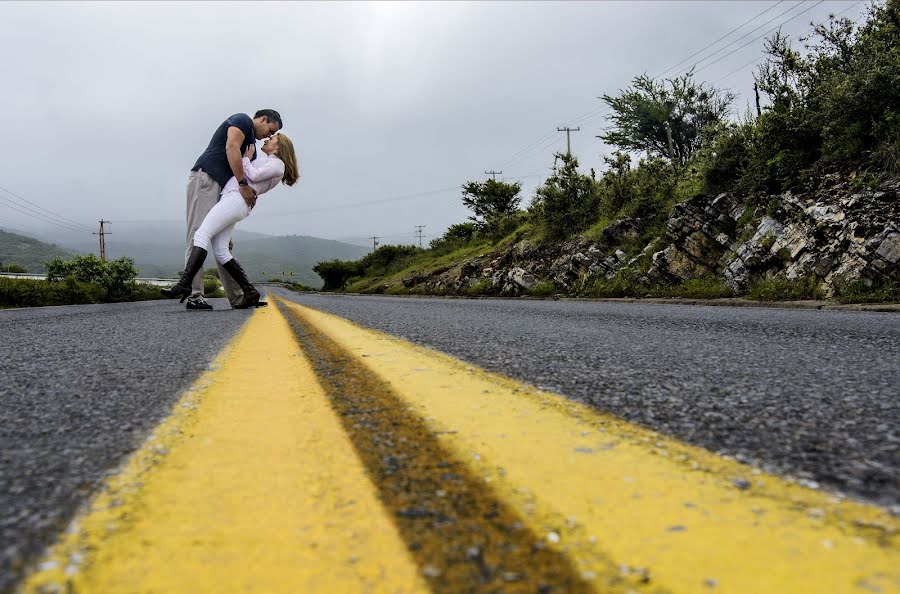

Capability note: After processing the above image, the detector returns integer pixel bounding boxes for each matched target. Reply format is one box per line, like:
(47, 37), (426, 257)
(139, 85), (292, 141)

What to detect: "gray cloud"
(1, 1), (867, 246)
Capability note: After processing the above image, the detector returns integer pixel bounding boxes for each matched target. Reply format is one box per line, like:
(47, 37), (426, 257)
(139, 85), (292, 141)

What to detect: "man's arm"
(225, 126), (257, 207)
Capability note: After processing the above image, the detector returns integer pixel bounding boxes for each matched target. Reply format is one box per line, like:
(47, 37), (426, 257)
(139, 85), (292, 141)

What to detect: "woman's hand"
(244, 144), (255, 159)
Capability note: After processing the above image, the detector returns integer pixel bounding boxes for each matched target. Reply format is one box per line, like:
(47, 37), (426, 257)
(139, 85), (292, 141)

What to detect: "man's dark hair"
(254, 109), (283, 129)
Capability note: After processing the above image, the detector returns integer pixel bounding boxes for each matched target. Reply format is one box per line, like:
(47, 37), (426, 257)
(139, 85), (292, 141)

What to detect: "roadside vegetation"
(314, 2), (899, 303)
(0, 254), (171, 308)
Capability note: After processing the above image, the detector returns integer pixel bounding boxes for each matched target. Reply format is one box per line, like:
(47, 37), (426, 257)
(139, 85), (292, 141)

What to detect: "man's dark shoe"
(186, 295), (213, 310)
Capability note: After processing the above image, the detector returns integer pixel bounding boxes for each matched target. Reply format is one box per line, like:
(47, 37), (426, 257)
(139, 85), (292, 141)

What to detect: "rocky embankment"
(400, 174), (899, 298)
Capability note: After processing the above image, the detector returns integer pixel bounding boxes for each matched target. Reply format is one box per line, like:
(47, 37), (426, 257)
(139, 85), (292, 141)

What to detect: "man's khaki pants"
(185, 170), (243, 306)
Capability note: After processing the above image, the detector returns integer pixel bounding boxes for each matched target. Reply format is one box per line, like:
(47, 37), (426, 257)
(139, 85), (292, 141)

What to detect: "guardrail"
(0, 272), (179, 287)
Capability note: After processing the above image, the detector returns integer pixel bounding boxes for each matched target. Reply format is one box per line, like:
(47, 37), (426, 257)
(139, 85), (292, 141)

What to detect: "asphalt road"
(0, 299), (250, 593)
(276, 291), (900, 509)
(2, 294), (898, 591)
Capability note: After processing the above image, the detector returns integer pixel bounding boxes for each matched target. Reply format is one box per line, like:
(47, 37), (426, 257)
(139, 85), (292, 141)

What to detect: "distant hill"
(0, 229), (78, 273)
(18, 223), (368, 287)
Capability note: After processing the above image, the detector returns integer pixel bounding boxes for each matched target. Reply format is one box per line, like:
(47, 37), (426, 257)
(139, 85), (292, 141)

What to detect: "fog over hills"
(2, 223), (369, 287)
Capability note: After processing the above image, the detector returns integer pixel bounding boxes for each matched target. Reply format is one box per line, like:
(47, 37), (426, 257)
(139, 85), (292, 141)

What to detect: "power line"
(652, 0), (786, 79)
(0, 195), (90, 234)
(710, 0), (867, 85)
(678, 1), (816, 76)
(0, 184), (94, 233)
(692, 1), (826, 76)
(254, 174), (544, 218)
(493, 0), (844, 172)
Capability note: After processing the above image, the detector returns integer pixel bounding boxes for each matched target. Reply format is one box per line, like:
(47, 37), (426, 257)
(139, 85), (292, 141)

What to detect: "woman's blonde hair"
(275, 134), (300, 186)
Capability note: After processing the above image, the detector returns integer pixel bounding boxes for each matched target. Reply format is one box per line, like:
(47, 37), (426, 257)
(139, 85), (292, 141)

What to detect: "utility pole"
(664, 121), (676, 169)
(754, 82), (762, 118)
(414, 225), (426, 249)
(484, 170), (502, 181)
(557, 126), (580, 156)
(93, 220), (110, 261)
(371, 236), (380, 250)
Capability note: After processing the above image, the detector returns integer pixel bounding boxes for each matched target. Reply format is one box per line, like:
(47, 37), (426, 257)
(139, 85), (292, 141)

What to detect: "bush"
(0, 277), (170, 308)
(356, 244), (421, 277)
(313, 259), (361, 291)
(832, 278), (900, 304)
(529, 282), (557, 297)
(747, 275), (824, 301)
(429, 223), (479, 255)
(531, 153), (601, 239)
(699, 122), (753, 194)
(45, 254), (140, 301)
(460, 179), (523, 235)
(0, 263), (27, 273)
(204, 274), (224, 297)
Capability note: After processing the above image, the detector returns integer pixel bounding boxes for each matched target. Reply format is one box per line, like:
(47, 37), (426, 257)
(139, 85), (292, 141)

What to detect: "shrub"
(0, 263), (27, 273)
(532, 153), (601, 239)
(204, 274), (224, 297)
(356, 244), (421, 277)
(429, 223), (479, 255)
(313, 259), (361, 291)
(45, 254), (140, 301)
(460, 179), (523, 236)
(529, 282), (557, 297)
(832, 278), (900, 304)
(0, 273), (170, 308)
(699, 122), (753, 194)
(747, 275), (824, 301)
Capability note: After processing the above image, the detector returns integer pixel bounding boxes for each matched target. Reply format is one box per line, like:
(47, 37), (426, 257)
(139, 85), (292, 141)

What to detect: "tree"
(747, 1), (900, 187)
(0, 263), (26, 273)
(531, 153), (600, 239)
(601, 71), (734, 167)
(461, 179), (522, 235)
(313, 259), (360, 291)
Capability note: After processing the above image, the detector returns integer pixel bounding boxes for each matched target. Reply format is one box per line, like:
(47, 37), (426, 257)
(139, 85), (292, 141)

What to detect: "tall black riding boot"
(161, 246), (208, 302)
(221, 258), (266, 309)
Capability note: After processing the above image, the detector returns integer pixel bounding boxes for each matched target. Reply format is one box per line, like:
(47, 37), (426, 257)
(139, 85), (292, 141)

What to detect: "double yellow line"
(21, 297), (898, 593)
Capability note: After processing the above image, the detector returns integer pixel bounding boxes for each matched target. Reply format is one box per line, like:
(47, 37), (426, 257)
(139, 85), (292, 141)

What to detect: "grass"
(586, 273), (733, 299)
(747, 275), (824, 301)
(529, 282), (557, 297)
(345, 239), (494, 294)
(833, 279), (900, 304)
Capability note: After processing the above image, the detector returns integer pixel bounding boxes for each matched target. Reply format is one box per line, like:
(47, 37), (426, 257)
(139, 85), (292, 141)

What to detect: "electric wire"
(652, 0), (787, 79)
(0, 194), (92, 234)
(0, 186), (93, 232)
(692, 1), (826, 76)
(710, 0), (866, 84)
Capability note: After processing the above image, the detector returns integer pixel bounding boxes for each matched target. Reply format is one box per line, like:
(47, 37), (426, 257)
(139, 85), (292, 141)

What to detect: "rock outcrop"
(397, 174), (899, 298)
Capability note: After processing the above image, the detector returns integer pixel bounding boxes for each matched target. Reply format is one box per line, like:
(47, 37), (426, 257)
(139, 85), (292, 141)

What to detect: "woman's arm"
(241, 156), (285, 183)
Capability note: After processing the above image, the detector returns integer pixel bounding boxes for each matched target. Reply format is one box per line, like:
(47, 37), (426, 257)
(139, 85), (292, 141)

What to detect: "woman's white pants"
(192, 191), (251, 264)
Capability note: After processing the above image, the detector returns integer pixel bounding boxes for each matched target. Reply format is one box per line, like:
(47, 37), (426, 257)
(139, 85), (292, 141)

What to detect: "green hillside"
(0, 229), (78, 273)
(21, 225), (369, 287)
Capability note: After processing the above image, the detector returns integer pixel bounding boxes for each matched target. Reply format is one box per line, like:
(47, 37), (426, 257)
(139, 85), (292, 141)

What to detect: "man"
(184, 109), (282, 310)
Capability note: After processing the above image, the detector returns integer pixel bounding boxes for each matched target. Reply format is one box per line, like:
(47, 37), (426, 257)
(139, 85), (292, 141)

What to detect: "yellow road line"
(21, 304), (429, 594)
(281, 299), (899, 594)
(277, 301), (607, 593)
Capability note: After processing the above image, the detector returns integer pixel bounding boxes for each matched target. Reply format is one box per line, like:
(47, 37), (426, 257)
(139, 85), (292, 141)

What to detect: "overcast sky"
(0, 0), (870, 247)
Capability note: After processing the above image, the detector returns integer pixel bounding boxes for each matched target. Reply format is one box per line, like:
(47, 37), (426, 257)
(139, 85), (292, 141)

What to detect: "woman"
(162, 133), (299, 308)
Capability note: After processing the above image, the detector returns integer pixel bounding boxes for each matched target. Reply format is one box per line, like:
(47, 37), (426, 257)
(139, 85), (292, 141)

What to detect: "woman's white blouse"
(221, 152), (285, 196)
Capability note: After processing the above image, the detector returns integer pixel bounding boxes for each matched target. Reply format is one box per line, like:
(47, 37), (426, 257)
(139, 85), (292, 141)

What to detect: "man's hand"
(240, 185), (258, 208)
